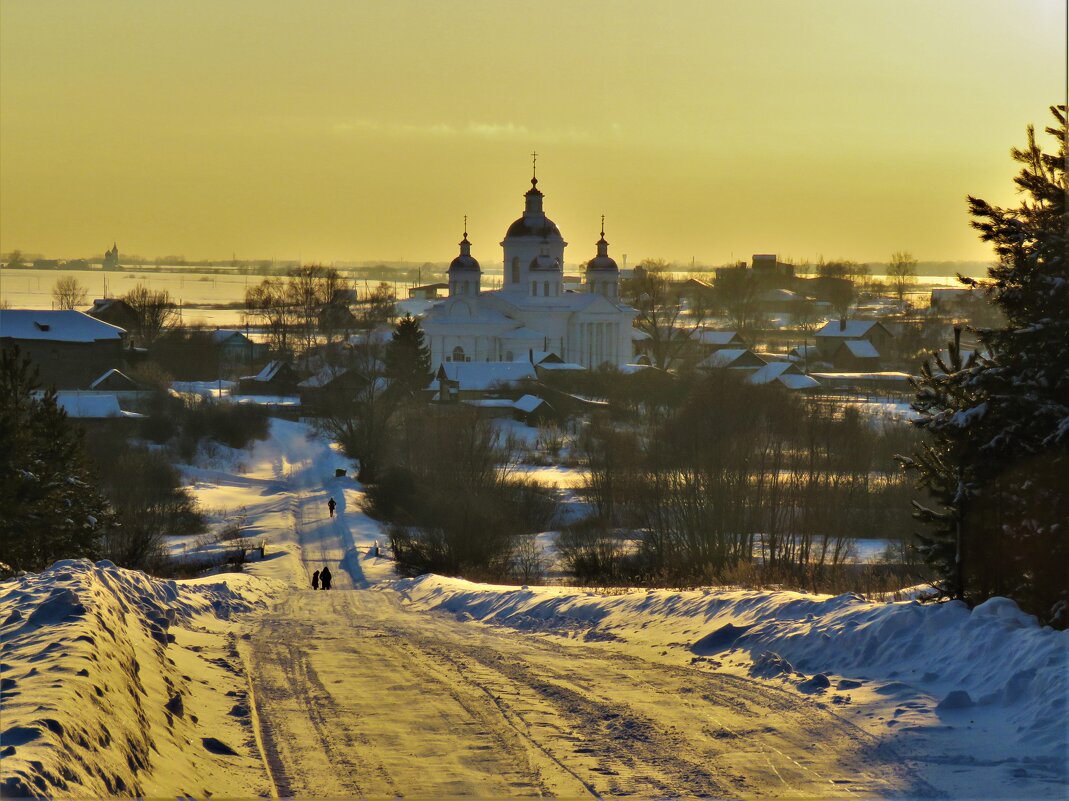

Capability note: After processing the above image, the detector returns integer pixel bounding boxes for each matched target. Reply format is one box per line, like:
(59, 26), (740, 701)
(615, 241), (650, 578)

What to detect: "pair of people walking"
(311, 567), (333, 590)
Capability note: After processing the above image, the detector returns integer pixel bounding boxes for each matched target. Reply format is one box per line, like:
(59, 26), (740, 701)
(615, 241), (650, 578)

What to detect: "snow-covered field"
(2, 418), (1066, 799)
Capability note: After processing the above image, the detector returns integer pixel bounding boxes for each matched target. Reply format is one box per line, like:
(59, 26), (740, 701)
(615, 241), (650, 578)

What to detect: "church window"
(451, 345), (466, 363)
(543, 280), (550, 297)
(505, 350), (514, 362)
(532, 281), (537, 296)
(463, 280), (469, 294)
(511, 257), (520, 284)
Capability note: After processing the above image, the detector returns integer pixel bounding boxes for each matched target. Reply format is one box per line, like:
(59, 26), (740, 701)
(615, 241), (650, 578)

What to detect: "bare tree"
(888, 251), (918, 304)
(122, 283), (179, 345)
(623, 264), (706, 369)
(714, 267), (762, 333)
(51, 276), (88, 310)
(287, 264), (349, 353)
(245, 277), (297, 354)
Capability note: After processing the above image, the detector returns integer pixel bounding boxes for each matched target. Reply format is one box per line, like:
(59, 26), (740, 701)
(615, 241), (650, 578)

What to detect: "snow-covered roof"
(536, 362), (586, 372)
(465, 394), (550, 413)
(756, 288), (802, 303)
(54, 392), (141, 418)
(700, 348), (766, 369)
(298, 366), (349, 389)
(618, 363), (653, 375)
(88, 368), (139, 390)
(815, 319), (885, 338)
(463, 398), (516, 409)
(253, 360), (288, 382)
(0, 310), (126, 342)
(630, 328), (651, 341)
(502, 326), (548, 341)
(520, 350), (558, 364)
(777, 373), (821, 391)
(430, 361), (537, 391)
(693, 330), (743, 346)
(512, 394), (546, 414)
(839, 340), (881, 358)
(211, 329), (239, 344)
(747, 361), (798, 384)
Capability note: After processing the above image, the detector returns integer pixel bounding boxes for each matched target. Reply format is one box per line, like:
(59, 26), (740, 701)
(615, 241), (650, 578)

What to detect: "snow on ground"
(0, 559), (280, 798)
(396, 575), (1069, 798)
(5, 417), (1066, 798)
(173, 418), (395, 588)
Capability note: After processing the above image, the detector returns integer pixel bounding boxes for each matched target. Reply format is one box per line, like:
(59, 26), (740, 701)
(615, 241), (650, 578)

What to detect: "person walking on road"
(311, 569), (320, 590)
(327, 497), (337, 518)
(320, 566), (333, 590)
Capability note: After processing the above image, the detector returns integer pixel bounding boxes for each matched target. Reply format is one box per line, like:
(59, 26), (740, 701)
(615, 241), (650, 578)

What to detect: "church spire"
(459, 215), (472, 256)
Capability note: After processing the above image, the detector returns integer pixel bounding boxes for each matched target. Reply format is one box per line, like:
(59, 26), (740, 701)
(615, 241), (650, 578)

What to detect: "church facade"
(421, 175), (637, 369)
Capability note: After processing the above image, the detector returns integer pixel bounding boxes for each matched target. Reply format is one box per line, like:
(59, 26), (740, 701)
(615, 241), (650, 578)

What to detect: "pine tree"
(385, 314), (432, 398)
(900, 329), (988, 601)
(0, 348), (111, 571)
(904, 105), (1068, 625)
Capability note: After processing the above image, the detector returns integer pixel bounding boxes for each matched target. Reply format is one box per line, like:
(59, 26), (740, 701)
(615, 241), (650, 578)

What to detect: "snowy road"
(235, 427), (934, 799)
(247, 587), (934, 798)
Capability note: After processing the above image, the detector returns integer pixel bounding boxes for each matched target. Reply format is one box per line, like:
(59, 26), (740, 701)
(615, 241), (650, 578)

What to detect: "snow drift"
(396, 576), (1069, 776)
(0, 559), (278, 798)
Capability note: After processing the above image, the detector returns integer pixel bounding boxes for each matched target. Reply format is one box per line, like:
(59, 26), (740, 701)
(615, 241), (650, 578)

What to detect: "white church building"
(421, 173), (638, 370)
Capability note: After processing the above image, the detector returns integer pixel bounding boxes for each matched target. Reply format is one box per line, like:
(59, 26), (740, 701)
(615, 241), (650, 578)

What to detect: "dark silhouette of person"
(311, 569), (320, 590)
(320, 566), (332, 590)
(328, 497), (337, 518)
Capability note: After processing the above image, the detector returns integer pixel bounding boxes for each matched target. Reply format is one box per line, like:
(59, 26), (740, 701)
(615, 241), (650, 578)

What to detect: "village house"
(238, 360), (300, 396)
(211, 329), (267, 370)
(407, 283), (449, 300)
(691, 329), (748, 356)
(296, 365), (369, 414)
(829, 339), (883, 371)
(430, 361), (538, 402)
(1, 310), (128, 390)
(814, 319), (894, 360)
(698, 347), (767, 371)
(87, 298), (139, 331)
(747, 360), (821, 391)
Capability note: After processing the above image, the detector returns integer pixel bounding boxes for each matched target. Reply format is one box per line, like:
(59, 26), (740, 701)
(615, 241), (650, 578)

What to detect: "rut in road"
(244, 584), (937, 799)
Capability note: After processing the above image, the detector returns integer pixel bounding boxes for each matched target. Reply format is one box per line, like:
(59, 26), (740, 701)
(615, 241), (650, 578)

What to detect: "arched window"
(505, 350), (514, 362)
(463, 280), (469, 294)
(544, 280), (550, 297)
(532, 281), (538, 296)
(451, 345), (466, 363)
(511, 257), (520, 284)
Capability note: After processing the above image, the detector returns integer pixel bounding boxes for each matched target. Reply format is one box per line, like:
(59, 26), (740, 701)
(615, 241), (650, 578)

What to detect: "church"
(420, 171), (638, 370)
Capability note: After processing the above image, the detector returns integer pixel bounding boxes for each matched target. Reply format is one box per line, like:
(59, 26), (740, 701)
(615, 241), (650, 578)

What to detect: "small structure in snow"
(698, 348), (767, 371)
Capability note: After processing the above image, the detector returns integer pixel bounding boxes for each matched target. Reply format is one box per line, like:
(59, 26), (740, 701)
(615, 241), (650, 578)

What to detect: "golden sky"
(1, 0), (1064, 267)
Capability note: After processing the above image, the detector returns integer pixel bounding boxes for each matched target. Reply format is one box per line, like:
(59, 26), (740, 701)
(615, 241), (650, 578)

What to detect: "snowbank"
(396, 576), (1069, 781)
(0, 559), (279, 798)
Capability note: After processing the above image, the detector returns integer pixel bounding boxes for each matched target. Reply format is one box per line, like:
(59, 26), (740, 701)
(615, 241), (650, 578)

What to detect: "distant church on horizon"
(420, 168), (637, 370)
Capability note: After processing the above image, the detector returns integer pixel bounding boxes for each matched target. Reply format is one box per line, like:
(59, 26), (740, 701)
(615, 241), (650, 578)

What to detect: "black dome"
(505, 216), (563, 239)
(448, 254), (480, 272)
(587, 255), (618, 271)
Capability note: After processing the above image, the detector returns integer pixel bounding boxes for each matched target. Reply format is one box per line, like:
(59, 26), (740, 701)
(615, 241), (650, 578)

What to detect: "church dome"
(504, 176), (564, 240)
(586, 224), (618, 271)
(448, 232), (480, 272)
(506, 216), (563, 240)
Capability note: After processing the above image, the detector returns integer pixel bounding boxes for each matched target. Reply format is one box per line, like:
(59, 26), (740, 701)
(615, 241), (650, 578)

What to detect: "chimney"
(839, 318), (846, 332)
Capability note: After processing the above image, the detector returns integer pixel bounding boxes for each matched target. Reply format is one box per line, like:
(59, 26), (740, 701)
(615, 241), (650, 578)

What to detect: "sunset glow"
(1, 0), (1064, 265)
